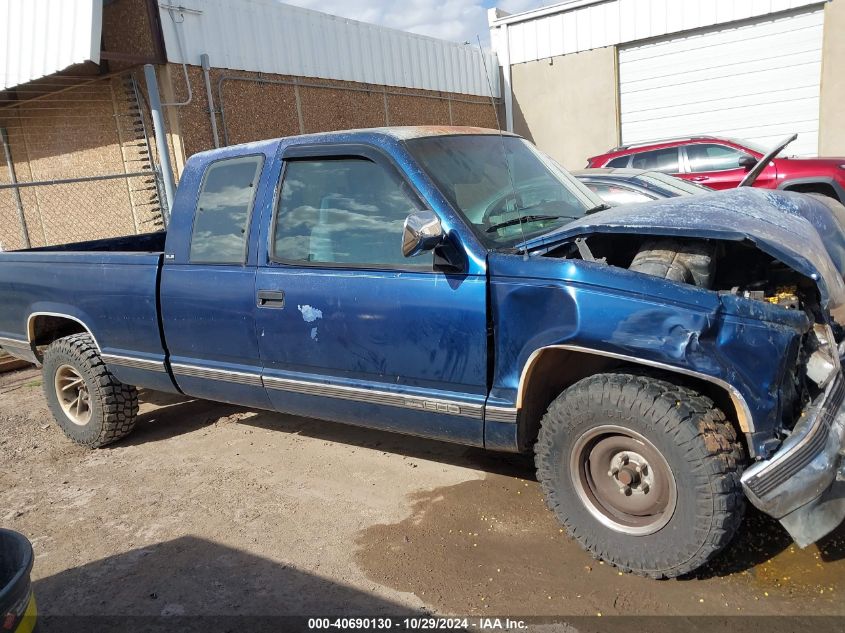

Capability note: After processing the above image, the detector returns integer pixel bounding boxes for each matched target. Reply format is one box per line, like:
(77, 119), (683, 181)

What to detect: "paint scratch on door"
(298, 305), (323, 323)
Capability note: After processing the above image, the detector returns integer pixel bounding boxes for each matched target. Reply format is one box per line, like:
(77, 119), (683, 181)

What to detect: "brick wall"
(164, 64), (500, 161)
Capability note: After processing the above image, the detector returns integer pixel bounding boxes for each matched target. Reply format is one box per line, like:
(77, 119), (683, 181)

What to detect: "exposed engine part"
(766, 286), (800, 310)
(552, 234), (821, 317)
(805, 324), (840, 388)
(737, 288), (765, 301)
(628, 239), (716, 289)
(574, 237), (600, 263)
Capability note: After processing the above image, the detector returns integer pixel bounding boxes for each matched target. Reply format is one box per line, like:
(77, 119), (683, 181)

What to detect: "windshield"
(405, 135), (603, 248)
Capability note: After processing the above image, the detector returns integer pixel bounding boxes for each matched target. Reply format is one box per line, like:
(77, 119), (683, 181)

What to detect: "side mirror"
(738, 154), (757, 170)
(402, 210), (444, 258)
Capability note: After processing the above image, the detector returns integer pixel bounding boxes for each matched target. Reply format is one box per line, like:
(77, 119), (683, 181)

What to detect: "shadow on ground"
(117, 391), (242, 447)
(35, 536), (418, 632)
(127, 390), (536, 479)
(123, 392), (845, 583)
(691, 507), (845, 579)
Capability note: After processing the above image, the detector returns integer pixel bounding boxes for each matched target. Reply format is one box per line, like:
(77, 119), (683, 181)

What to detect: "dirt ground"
(2, 365), (845, 631)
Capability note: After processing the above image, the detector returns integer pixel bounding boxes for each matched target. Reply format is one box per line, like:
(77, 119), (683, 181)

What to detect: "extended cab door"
(160, 152), (273, 409)
(254, 144), (488, 446)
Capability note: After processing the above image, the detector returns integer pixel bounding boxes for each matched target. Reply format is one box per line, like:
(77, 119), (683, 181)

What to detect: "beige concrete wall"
(510, 47), (619, 170)
(819, 0), (845, 156)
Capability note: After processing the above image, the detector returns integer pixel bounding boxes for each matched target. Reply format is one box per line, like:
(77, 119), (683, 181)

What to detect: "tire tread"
(534, 371), (746, 579)
(43, 333), (138, 448)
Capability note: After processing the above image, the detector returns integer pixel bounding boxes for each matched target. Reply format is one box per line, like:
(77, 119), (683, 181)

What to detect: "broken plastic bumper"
(741, 372), (845, 547)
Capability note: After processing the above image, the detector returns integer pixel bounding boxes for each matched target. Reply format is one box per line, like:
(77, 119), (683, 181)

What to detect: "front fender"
(489, 253), (809, 457)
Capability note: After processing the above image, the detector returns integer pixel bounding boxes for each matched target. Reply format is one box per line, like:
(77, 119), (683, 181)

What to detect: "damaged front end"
(743, 343), (845, 547)
(523, 188), (845, 546)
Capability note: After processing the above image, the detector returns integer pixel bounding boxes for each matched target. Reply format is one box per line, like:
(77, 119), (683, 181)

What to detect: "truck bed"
(10, 231), (166, 254)
(0, 231), (170, 390)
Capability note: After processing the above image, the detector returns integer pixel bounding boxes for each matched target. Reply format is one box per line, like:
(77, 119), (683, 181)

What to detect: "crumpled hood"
(521, 188), (845, 314)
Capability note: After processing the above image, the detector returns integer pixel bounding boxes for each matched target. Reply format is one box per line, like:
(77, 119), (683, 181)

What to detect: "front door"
(680, 143), (777, 190)
(254, 149), (488, 446)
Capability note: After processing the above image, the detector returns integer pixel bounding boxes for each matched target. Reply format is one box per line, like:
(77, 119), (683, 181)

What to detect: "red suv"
(587, 136), (845, 202)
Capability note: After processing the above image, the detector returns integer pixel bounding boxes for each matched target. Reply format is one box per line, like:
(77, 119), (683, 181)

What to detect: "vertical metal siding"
(618, 8), (825, 155)
(158, 0), (500, 98)
(1, 0), (102, 90)
(493, 0), (824, 65)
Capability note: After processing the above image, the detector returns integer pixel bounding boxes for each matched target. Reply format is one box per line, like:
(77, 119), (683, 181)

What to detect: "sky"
(281, 0), (553, 45)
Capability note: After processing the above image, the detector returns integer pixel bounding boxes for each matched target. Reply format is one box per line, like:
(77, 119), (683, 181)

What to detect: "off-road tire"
(535, 372), (746, 579)
(42, 333), (139, 448)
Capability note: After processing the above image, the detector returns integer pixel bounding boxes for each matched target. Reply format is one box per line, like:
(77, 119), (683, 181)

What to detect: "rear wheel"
(42, 334), (138, 448)
(534, 372), (746, 578)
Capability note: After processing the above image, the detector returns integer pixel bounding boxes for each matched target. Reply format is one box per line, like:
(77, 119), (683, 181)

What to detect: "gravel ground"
(2, 366), (845, 631)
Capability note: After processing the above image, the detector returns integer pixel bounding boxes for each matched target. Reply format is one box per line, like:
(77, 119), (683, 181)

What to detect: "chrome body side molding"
(101, 354), (167, 373)
(0, 335), (37, 363)
(262, 374), (484, 419)
(0, 335), (28, 348)
(171, 363), (263, 387)
(485, 405), (518, 423)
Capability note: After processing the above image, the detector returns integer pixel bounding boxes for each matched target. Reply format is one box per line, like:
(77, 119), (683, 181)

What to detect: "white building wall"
(1, 0), (102, 91)
(490, 0), (826, 65)
(159, 0), (500, 98)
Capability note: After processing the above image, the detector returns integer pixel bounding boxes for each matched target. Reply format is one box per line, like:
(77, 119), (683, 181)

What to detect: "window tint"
(629, 148), (679, 173)
(686, 144), (743, 172)
(190, 155), (263, 264)
(584, 182), (656, 206)
(273, 158), (431, 268)
(606, 155), (630, 168)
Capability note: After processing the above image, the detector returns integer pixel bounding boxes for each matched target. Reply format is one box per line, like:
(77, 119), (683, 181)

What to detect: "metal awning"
(1, 0), (103, 91)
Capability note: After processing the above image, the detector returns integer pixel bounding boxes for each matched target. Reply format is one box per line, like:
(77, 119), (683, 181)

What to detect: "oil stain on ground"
(355, 460), (845, 618)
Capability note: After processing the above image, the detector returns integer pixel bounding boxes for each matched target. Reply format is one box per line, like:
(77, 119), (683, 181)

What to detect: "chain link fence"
(0, 171), (165, 250)
(0, 74), (166, 252)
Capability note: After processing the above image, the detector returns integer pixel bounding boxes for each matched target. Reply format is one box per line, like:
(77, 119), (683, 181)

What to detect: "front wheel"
(42, 333), (139, 448)
(534, 372), (746, 578)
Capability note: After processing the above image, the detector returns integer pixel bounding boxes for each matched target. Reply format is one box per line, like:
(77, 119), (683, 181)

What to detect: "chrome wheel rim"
(569, 425), (677, 536)
(54, 364), (92, 426)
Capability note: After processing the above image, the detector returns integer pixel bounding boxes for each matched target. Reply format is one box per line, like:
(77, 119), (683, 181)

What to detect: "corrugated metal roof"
(489, 0), (827, 65)
(1, 0), (102, 90)
(158, 0), (500, 98)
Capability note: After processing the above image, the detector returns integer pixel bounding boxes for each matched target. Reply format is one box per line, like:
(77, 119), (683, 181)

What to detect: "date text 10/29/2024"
(307, 618), (529, 630)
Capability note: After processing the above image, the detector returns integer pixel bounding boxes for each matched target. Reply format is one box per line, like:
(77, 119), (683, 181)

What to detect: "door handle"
(691, 176), (709, 182)
(257, 290), (285, 308)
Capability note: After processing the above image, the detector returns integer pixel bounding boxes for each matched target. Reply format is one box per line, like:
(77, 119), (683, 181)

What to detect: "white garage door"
(619, 8), (824, 157)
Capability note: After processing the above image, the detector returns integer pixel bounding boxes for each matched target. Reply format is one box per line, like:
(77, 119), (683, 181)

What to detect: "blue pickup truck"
(2, 126), (845, 578)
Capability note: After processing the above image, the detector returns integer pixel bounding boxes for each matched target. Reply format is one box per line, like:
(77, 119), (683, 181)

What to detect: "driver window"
(686, 144), (743, 172)
(273, 157), (432, 269)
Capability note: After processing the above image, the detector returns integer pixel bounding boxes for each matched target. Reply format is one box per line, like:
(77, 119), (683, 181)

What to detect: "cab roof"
(190, 126), (514, 162)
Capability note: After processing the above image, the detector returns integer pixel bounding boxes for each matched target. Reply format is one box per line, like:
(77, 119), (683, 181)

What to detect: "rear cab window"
(629, 148), (679, 173)
(190, 155), (264, 264)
